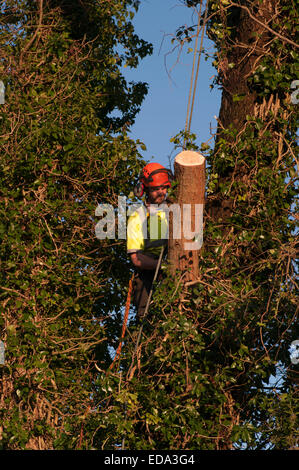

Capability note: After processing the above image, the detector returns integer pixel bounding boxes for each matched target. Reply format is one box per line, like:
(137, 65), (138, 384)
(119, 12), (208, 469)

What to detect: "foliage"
(0, 0), (297, 451)
(98, 0), (298, 450)
(0, 0), (152, 449)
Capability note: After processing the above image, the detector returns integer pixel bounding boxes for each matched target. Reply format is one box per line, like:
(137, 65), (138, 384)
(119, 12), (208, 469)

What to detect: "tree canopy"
(0, 0), (152, 449)
(0, 0), (298, 451)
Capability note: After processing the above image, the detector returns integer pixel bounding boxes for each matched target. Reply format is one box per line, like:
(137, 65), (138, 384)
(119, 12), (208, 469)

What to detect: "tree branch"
(20, 0), (44, 63)
(230, 1), (299, 49)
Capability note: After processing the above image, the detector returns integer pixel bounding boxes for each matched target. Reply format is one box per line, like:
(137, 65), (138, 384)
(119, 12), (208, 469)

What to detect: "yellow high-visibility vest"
(127, 204), (168, 258)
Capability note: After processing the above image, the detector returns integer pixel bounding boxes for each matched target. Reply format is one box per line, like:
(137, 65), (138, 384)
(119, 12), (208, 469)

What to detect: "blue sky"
(123, 0), (222, 170)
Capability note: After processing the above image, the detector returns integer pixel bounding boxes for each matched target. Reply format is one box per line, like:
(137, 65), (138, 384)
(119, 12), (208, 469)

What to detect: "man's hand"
(130, 252), (158, 270)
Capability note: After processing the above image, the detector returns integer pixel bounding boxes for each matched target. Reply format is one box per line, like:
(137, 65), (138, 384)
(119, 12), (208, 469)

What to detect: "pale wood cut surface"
(175, 150), (205, 167)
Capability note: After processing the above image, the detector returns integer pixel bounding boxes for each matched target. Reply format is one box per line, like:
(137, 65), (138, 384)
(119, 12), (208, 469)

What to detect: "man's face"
(147, 185), (168, 205)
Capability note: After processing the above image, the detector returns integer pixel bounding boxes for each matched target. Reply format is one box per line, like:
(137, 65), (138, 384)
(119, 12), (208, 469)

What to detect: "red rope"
(108, 273), (134, 371)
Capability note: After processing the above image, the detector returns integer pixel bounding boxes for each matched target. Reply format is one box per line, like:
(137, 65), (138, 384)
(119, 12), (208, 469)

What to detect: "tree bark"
(215, 0), (275, 136)
(207, 0), (276, 223)
(168, 150), (205, 282)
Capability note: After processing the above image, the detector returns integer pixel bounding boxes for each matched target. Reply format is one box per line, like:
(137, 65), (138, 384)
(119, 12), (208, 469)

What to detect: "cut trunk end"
(168, 151), (206, 283)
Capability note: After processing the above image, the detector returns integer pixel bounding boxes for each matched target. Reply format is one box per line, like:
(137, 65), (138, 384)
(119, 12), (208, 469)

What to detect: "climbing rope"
(185, 1), (203, 137)
(108, 272), (135, 372)
(184, 0), (209, 148)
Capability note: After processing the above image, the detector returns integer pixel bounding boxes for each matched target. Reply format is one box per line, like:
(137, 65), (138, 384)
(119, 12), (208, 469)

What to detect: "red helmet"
(134, 163), (173, 197)
(141, 163), (172, 188)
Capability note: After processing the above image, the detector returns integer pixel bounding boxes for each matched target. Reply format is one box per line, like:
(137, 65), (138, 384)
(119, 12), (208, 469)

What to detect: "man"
(127, 163), (172, 318)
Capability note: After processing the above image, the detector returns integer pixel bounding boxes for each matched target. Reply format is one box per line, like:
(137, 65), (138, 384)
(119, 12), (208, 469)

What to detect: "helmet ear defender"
(133, 170), (145, 197)
(133, 181), (144, 197)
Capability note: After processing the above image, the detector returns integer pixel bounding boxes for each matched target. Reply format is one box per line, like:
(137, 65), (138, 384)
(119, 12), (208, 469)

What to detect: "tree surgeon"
(127, 163), (173, 318)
